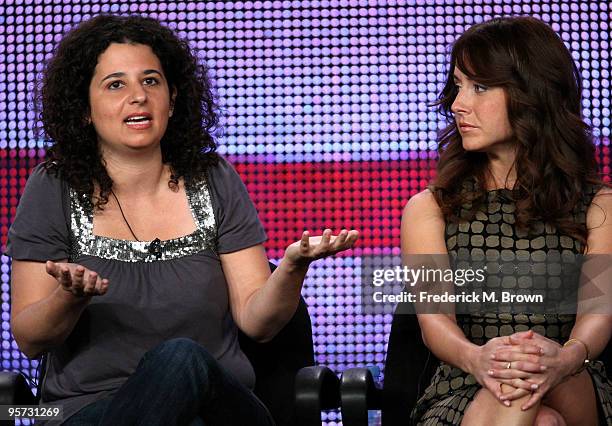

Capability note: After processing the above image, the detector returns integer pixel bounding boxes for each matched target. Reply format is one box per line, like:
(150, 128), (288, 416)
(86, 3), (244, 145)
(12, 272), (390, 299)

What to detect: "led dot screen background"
(0, 1), (610, 424)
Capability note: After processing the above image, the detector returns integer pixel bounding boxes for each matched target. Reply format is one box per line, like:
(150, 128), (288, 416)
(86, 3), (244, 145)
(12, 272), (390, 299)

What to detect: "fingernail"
(490, 354), (496, 359)
(540, 365), (547, 371)
(531, 384), (538, 390)
(488, 370), (494, 375)
(504, 401), (510, 407)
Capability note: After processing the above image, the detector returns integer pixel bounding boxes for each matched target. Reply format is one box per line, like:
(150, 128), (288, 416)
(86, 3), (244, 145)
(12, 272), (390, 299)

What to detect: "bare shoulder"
(592, 186), (612, 202)
(587, 186), (612, 228)
(401, 189), (447, 254)
(586, 186), (612, 254)
(402, 189), (444, 222)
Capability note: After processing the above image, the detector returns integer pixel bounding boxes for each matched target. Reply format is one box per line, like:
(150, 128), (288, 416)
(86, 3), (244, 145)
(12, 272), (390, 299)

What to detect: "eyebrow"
(99, 69), (163, 84)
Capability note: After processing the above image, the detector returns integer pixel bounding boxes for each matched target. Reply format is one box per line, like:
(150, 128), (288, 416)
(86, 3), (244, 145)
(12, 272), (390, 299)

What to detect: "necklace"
(110, 189), (141, 242)
(486, 166), (516, 191)
(110, 190), (163, 258)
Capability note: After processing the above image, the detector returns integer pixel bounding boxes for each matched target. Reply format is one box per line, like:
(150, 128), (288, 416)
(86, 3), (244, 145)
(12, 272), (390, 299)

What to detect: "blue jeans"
(62, 338), (275, 426)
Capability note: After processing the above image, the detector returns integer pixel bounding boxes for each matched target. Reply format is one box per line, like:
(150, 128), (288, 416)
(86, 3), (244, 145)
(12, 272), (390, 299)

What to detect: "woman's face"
(450, 67), (513, 155)
(88, 43), (175, 155)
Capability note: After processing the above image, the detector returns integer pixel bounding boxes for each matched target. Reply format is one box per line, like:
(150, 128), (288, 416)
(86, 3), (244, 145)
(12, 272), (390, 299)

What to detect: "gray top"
(6, 157), (266, 424)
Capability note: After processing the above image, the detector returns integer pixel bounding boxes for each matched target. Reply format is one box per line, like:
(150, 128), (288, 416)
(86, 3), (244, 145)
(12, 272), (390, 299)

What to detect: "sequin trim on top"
(69, 177), (217, 262)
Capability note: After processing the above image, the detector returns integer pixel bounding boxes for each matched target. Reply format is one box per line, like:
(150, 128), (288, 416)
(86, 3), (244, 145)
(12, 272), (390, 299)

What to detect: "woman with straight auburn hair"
(402, 16), (611, 425)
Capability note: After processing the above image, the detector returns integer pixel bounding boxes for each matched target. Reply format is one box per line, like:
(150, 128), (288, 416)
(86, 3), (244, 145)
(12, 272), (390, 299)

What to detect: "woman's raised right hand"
(45, 261), (109, 297)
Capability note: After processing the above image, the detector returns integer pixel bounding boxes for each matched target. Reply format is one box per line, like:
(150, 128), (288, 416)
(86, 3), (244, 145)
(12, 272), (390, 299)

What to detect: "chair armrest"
(340, 367), (382, 426)
(0, 372), (37, 405)
(294, 366), (340, 426)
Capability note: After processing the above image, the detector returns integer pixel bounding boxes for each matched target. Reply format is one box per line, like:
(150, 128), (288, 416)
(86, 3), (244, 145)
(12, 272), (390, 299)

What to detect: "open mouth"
(124, 115), (152, 124)
(124, 114), (153, 129)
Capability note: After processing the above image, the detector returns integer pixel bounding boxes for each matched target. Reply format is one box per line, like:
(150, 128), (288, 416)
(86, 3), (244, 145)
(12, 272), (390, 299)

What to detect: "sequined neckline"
(69, 177), (218, 262)
(91, 229), (197, 245)
(91, 183), (201, 245)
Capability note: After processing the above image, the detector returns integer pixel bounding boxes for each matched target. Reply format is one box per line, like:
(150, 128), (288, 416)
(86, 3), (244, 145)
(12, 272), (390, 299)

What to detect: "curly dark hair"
(36, 14), (218, 209)
(431, 16), (606, 247)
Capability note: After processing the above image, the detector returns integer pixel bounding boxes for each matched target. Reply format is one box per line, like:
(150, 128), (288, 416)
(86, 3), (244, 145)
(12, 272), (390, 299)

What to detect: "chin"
(462, 137), (515, 155)
(124, 135), (161, 147)
(128, 142), (160, 150)
(461, 140), (488, 152)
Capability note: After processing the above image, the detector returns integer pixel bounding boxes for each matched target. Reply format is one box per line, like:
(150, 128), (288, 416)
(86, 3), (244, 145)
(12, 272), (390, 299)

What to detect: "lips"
(124, 112), (152, 129)
(458, 122), (477, 132)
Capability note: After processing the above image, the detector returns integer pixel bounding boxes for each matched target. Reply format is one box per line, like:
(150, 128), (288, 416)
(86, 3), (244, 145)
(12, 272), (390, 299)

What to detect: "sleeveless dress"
(410, 185), (612, 426)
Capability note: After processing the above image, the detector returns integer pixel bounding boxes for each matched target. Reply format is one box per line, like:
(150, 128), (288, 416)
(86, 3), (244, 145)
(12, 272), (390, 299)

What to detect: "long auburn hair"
(36, 15), (218, 210)
(431, 16), (605, 247)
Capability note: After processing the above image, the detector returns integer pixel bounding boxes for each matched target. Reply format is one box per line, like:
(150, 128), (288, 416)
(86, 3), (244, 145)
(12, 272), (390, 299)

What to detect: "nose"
(129, 84), (147, 104)
(451, 90), (470, 115)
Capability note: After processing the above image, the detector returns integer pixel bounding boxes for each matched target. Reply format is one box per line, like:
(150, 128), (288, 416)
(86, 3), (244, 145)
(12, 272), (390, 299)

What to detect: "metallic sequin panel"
(69, 177), (217, 262)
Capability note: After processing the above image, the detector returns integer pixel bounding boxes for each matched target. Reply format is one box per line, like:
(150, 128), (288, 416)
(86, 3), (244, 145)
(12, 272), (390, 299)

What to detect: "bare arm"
(221, 230), (358, 343)
(401, 190), (545, 406)
(401, 190), (479, 372)
(495, 187), (612, 410)
(11, 260), (108, 358)
(563, 187), (612, 372)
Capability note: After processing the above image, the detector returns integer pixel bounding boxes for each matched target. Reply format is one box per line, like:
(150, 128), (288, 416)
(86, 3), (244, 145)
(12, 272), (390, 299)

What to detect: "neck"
(101, 148), (169, 197)
(485, 143), (517, 190)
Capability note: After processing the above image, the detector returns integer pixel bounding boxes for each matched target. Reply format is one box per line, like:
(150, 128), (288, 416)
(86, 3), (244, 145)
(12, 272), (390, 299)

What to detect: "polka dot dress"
(410, 186), (612, 425)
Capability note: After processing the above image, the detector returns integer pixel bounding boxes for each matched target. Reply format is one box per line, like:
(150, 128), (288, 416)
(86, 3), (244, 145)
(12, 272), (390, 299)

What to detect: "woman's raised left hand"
(283, 229), (359, 268)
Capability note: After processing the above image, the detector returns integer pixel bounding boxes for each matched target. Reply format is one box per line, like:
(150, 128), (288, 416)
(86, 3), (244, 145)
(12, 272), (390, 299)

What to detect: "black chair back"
(239, 262), (315, 426)
(381, 302), (437, 426)
(239, 297), (315, 426)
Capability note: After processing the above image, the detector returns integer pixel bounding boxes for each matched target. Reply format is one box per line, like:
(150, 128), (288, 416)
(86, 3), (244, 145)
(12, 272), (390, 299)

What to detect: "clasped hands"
(473, 330), (578, 410)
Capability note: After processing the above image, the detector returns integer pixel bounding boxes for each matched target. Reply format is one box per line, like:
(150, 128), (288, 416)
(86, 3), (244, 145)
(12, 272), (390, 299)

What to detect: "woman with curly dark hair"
(402, 17), (611, 425)
(6, 15), (358, 426)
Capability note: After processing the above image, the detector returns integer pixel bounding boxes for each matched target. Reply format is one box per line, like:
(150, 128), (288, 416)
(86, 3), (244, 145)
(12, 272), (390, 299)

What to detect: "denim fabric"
(62, 338), (275, 426)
